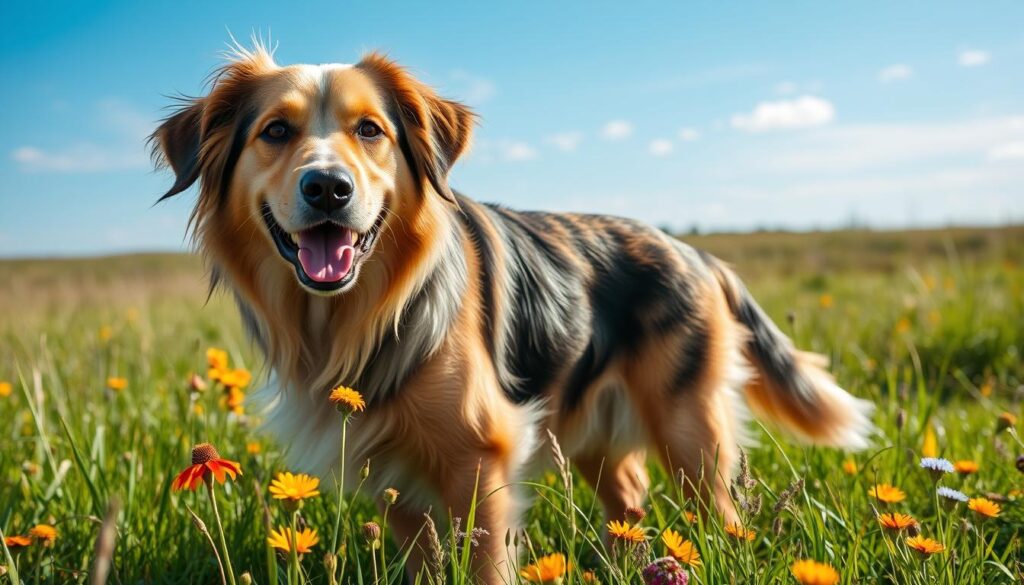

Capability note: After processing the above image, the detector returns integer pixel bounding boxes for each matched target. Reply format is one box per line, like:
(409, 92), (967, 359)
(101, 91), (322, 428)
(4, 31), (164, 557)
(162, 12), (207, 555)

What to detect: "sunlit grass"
(1, 226), (1022, 583)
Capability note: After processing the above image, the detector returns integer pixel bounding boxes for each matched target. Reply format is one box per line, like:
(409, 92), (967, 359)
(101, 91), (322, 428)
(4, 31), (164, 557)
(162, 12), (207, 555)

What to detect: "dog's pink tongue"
(297, 226), (356, 283)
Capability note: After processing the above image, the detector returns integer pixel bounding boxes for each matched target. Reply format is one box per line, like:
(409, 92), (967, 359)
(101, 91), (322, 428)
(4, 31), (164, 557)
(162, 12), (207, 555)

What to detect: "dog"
(151, 43), (874, 582)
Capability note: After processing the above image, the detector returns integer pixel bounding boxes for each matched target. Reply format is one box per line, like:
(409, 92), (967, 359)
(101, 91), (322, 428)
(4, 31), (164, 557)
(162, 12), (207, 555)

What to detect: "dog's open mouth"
(262, 203), (385, 292)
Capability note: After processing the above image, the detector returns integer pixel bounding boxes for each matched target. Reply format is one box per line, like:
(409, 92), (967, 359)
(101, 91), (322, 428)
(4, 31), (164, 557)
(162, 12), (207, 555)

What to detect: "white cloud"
(749, 116), (1024, 173)
(12, 144), (147, 173)
(648, 139), (674, 157)
(989, 141), (1024, 161)
(958, 49), (991, 67)
(545, 132), (584, 152)
(448, 70), (496, 105)
(601, 120), (633, 140)
(678, 128), (701, 142)
(499, 141), (537, 161)
(878, 64), (913, 82)
(731, 96), (835, 132)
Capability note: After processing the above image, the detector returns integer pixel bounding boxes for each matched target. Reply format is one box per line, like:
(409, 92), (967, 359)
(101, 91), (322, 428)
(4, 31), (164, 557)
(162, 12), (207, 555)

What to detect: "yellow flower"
(269, 471), (321, 502)
(99, 325), (113, 341)
(906, 535), (944, 557)
(895, 317), (911, 334)
(607, 520), (645, 544)
(225, 387), (246, 415)
(724, 522), (756, 541)
(791, 559), (839, 585)
(967, 497), (1001, 519)
(328, 385), (366, 414)
(106, 377), (128, 392)
(207, 347), (229, 371)
(921, 423), (938, 457)
(661, 528), (702, 566)
(954, 460), (979, 475)
(841, 459), (857, 475)
(818, 294), (833, 309)
(520, 553), (568, 583)
(28, 524), (57, 546)
(246, 441), (262, 455)
(220, 368), (252, 390)
(869, 483), (906, 504)
(0, 381), (11, 398)
(878, 512), (917, 532)
(267, 526), (319, 555)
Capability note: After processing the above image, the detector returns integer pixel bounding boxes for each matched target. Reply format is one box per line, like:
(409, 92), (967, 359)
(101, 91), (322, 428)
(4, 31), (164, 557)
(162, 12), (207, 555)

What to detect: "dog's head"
(152, 45), (474, 296)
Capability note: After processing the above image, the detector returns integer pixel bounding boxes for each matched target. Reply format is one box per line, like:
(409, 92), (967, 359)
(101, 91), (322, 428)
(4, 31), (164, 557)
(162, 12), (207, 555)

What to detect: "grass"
(1, 224), (1023, 584)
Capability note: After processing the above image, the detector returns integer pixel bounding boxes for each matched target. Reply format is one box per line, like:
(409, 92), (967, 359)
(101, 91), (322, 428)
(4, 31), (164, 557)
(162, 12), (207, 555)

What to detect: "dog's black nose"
(299, 168), (354, 213)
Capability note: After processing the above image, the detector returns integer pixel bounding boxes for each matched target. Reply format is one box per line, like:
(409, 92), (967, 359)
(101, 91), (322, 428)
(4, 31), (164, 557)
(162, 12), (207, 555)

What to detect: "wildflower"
(642, 556), (689, 585)
(818, 294), (833, 309)
(328, 385), (366, 414)
(868, 484), (906, 504)
(968, 497), (1001, 520)
(189, 373), (208, 393)
(921, 424), (938, 457)
(207, 347), (229, 371)
(878, 513), (918, 532)
(582, 570), (597, 583)
(936, 486), (969, 506)
(4, 535), (31, 548)
(0, 381), (11, 398)
(954, 460), (979, 475)
(683, 511), (697, 523)
(841, 459), (856, 475)
(240, 573), (253, 585)
(520, 553), (568, 583)
(362, 522), (382, 548)
(28, 524), (57, 546)
(172, 443), (242, 491)
(773, 478), (804, 514)
(382, 487), (400, 505)
(661, 529), (701, 567)
(920, 457), (954, 481)
(906, 535), (944, 558)
(895, 318), (911, 334)
(246, 441), (262, 455)
(625, 506), (647, 524)
(997, 412), (1017, 432)
(791, 559), (839, 585)
(225, 387), (246, 415)
(99, 325), (113, 341)
(724, 522), (756, 541)
(267, 526), (319, 556)
(269, 472), (321, 503)
(106, 377), (128, 392)
(608, 520), (646, 544)
(220, 368), (252, 390)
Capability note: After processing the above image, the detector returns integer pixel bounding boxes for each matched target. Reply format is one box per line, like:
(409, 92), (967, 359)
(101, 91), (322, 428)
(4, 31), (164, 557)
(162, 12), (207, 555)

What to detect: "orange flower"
(328, 385), (366, 414)
(172, 443), (242, 491)
(220, 368), (252, 390)
(207, 347), (229, 370)
(225, 387), (246, 415)
(791, 559), (840, 585)
(954, 460), (979, 475)
(607, 520), (645, 544)
(841, 459), (857, 475)
(106, 377), (128, 392)
(997, 412), (1017, 431)
(724, 522), (756, 541)
(0, 381), (11, 398)
(906, 535), (944, 557)
(267, 526), (319, 555)
(662, 528), (702, 566)
(968, 497), (1001, 519)
(520, 553), (568, 583)
(28, 524), (57, 546)
(878, 513), (917, 532)
(869, 483), (906, 504)
(818, 294), (834, 309)
(246, 441), (262, 455)
(683, 510), (697, 523)
(269, 472), (321, 502)
(4, 535), (31, 548)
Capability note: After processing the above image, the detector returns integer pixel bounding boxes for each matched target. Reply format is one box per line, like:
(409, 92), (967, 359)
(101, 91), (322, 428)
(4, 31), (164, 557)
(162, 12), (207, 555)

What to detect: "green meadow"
(1, 225), (1023, 584)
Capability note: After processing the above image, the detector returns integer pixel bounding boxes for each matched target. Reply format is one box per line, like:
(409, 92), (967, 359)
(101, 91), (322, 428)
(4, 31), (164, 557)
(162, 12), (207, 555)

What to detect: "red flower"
(172, 443), (242, 491)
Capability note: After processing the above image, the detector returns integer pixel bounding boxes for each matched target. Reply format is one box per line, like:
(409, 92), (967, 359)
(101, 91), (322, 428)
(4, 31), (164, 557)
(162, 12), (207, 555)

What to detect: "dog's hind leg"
(575, 451), (649, 524)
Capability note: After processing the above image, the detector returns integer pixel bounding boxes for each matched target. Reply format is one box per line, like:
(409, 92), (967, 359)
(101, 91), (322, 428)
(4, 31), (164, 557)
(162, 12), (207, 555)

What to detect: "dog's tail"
(703, 253), (875, 450)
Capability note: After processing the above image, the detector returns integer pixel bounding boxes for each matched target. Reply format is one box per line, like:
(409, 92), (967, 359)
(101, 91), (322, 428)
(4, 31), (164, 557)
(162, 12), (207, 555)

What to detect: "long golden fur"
(152, 43), (874, 582)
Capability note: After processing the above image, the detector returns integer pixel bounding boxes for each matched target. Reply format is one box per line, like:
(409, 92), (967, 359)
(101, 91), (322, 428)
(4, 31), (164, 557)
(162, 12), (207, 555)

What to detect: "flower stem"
(331, 414), (351, 555)
(290, 509), (301, 585)
(206, 482), (238, 585)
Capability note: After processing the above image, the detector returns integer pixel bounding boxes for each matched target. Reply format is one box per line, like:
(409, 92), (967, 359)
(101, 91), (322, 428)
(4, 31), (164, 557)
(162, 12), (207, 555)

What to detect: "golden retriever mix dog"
(152, 43), (873, 582)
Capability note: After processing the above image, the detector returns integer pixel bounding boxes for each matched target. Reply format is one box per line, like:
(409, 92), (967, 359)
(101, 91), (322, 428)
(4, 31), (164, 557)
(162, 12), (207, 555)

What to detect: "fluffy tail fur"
(704, 254), (875, 450)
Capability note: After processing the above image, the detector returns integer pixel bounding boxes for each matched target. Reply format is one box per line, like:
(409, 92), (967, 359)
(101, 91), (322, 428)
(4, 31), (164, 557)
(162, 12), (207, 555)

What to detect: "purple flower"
(643, 556), (689, 585)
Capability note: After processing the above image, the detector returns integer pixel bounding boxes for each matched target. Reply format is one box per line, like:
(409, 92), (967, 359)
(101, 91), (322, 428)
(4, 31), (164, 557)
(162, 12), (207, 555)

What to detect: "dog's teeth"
(290, 233), (299, 245)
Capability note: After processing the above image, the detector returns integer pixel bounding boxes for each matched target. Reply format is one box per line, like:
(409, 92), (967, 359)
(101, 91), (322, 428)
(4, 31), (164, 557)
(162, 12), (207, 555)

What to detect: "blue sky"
(2, 1), (1023, 256)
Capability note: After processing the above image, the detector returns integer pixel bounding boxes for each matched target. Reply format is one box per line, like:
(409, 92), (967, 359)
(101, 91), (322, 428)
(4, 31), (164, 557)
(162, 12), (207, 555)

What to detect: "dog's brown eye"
(261, 121), (291, 142)
(357, 120), (383, 139)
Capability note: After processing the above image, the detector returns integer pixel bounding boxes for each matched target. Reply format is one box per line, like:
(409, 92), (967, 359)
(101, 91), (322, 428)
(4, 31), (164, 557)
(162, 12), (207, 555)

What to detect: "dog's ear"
(358, 52), (476, 203)
(150, 100), (204, 201)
